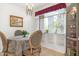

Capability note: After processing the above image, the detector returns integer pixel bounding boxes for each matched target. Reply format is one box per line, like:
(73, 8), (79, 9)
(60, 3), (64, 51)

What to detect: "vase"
(23, 35), (26, 37)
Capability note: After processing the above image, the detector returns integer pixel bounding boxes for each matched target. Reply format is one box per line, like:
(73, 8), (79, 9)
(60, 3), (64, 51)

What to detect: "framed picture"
(10, 15), (23, 27)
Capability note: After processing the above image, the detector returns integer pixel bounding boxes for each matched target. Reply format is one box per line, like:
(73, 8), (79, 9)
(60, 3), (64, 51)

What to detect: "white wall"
(0, 3), (35, 38)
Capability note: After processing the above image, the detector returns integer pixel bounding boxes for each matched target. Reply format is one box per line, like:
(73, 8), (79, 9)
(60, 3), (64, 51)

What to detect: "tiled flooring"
(0, 47), (64, 56)
(40, 47), (64, 56)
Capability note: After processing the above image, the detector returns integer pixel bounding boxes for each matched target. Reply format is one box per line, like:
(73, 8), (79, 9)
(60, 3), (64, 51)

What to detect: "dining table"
(7, 36), (29, 56)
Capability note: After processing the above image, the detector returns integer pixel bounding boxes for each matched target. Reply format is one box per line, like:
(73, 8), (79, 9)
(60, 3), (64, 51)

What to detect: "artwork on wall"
(10, 15), (23, 27)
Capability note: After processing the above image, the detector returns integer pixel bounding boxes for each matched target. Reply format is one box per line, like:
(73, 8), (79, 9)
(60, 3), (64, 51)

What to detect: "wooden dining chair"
(23, 30), (42, 56)
(0, 31), (16, 56)
(0, 31), (8, 56)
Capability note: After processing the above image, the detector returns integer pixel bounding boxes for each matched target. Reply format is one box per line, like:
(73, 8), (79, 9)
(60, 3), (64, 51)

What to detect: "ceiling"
(13, 3), (70, 12)
(15, 3), (57, 11)
(30, 3), (57, 11)
(32, 3), (52, 8)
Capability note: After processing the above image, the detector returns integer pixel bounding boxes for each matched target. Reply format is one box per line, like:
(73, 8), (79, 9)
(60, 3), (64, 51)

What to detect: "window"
(44, 17), (48, 33)
(44, 8), (66, 34)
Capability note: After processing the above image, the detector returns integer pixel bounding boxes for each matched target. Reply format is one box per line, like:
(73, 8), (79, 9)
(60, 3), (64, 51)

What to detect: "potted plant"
(45, 29), (48, 33)
(70, 48), (76, 56)
(22, 30), (29, 37)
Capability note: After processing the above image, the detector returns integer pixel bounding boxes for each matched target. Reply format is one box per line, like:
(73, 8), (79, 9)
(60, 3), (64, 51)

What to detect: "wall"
(0, 3), (35, 38)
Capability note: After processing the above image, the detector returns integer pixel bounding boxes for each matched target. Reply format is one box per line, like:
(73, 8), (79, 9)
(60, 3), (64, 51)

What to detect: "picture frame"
(10, 15), (23, 27)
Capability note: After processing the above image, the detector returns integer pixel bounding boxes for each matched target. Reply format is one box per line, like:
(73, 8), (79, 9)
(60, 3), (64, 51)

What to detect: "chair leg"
(4, 53), (5, 56)
(30, 48), (33, 55)
(39, 48), (41, 53)
(4, 52), (7, 56)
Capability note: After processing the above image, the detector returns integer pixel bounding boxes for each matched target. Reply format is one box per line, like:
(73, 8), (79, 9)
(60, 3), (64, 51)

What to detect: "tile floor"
(40, 47), (64, 56)
(0, 47), (64, 56)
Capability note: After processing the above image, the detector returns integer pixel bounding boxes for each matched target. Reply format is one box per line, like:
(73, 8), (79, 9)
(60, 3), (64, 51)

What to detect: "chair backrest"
(30, 30), (42, 48)
(0, 31), (8, 52)
(15, 30), (23, 36)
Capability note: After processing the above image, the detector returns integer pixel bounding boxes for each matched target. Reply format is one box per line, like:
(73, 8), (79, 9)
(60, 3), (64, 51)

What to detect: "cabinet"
(66, 4), (79, 56)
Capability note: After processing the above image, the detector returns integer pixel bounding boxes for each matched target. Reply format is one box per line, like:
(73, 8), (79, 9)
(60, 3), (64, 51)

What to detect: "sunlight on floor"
(40, 47), (64, 56)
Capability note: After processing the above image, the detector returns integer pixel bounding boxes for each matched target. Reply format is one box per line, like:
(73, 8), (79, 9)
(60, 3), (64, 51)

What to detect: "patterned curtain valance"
(35, 3), (66, 16)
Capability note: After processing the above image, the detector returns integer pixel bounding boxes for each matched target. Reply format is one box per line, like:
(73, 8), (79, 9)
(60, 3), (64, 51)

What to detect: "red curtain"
(35, 3), (66, 16)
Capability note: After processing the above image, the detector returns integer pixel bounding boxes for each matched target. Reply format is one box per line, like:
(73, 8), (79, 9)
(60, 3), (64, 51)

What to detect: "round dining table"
(7, 36), (29, 56)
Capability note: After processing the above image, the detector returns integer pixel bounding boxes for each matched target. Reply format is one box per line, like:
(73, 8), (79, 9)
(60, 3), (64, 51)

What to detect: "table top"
(8, 36), (29, 41)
